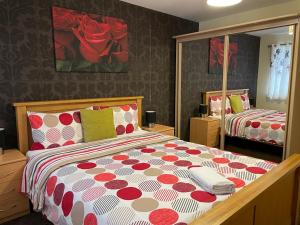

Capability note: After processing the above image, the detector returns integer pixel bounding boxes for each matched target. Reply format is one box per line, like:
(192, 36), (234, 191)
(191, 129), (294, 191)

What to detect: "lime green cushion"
(229, 95), (244, 113)
(80, 109), (116, 142)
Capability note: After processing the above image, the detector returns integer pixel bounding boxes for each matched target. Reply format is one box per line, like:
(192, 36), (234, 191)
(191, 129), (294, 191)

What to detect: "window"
(267, 44), (291, 101)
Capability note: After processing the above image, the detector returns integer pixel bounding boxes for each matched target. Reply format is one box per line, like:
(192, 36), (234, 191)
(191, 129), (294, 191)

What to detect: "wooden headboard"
(13, 96), (143, 154)
(202, 89), (249, 115)
(202, 89), (249, 105)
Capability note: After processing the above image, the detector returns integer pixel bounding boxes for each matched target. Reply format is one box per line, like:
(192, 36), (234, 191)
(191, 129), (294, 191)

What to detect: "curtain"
(267, 44), (291, 101)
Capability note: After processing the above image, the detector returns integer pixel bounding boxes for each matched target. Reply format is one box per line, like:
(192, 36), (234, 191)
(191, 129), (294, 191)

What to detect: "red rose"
(210, 38), (225, 65)
(54, 31), (76, 60)
(229, 43), (238, 69)
(104, 17), (128, 50)
(73, 15), (112, 63)
(52, 7), (79, 31)
(104, 17), (128, 63)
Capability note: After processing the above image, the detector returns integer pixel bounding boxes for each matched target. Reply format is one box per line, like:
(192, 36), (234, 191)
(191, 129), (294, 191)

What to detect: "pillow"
(229, 95), (244, 113)
(209, 96), (232, 116)
(27, 109), (88, 150)
(241, 93), (251, 110)
(80, 109), (117, 142)
(93, 103), (139, 135)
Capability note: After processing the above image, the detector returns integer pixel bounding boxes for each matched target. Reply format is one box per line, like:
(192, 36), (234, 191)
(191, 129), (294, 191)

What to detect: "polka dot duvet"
(21, 132), (276, 225)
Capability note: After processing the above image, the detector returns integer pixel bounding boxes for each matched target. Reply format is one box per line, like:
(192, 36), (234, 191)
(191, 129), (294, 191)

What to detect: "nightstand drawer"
(0, 180), (20, 196)
(0, 191), (28, 221)
(207, 121), (220, 130)
(207, 126), (220, 134)
(0, 149), (29, 223)
(0, 161), (25, 184)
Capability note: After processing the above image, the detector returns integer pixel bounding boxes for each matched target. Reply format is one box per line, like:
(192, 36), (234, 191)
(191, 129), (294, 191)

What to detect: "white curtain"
(267, 44), (291, 101)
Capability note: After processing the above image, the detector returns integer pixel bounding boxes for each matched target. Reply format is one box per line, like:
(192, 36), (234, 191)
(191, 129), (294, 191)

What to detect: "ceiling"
(121, 0), (290, 22)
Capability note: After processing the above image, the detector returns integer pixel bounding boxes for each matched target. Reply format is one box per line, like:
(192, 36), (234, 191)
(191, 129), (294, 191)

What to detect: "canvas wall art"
(52, 6), (128, 72)
(209, 37), (238, 75)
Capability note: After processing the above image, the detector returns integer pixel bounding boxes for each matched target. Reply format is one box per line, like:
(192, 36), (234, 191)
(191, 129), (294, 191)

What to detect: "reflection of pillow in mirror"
(209, 96), (232, 116)
(229, 95), (244, 113)
(240, 93), (250, 110)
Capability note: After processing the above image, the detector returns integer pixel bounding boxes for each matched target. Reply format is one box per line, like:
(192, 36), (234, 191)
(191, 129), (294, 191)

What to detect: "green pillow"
(229, 95), (244, 113)
(80, 109), (117, 142)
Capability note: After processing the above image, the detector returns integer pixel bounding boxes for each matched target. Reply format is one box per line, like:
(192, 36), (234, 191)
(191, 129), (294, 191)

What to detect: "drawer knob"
(0, 204), (17, 212)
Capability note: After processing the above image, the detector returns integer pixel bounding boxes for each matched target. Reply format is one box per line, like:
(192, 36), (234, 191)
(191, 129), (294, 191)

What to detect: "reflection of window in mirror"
(254, 26), (293, 113)
(267, 43), (291, 102)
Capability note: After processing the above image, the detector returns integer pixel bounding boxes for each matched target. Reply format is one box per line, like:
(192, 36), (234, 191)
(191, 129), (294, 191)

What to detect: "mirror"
(181, 37), (224, 148)
(223, 26), (293, 163)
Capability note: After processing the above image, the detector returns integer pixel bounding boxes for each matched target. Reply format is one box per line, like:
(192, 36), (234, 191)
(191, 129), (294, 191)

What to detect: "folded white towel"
(189, 166), (235, 195)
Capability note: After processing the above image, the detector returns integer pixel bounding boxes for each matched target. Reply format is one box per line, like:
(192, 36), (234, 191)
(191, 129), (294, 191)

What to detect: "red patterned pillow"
(27, 109), (86, 150)
(93, 103), (139, 135)
(240, 93), (250, 110)
(209, 96), (232, 116)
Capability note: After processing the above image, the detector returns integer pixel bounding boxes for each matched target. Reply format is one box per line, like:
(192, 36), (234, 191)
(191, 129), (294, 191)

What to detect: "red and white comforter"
(22, 132), (276, 225)
(225, 109), (286, 146)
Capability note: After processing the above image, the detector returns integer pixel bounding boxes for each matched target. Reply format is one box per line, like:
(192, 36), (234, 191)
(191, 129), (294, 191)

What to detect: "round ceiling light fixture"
(207, 0), (242, 7)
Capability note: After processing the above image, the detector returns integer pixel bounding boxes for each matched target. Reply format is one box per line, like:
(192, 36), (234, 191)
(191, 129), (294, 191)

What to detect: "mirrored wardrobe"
(175, 16), (299, 162)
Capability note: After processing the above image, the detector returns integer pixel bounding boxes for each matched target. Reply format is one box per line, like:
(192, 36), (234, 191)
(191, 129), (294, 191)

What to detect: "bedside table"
(0, 149), (29, 223)
(143, 124), (175, 136)
(190, 117), (220, 147)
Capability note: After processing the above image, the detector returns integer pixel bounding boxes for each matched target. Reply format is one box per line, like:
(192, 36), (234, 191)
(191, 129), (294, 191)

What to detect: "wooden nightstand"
(190, 117), (220, 147)
(143, 124), (175, 136)
(0, 149), (29, 224)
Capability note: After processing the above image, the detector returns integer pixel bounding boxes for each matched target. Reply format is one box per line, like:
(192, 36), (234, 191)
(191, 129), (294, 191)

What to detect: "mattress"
(22, 131), (276, 225)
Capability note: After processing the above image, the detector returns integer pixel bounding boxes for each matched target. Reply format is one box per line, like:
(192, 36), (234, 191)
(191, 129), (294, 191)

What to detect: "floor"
(224, 136), (283, 163)
(3, 212), (52, 225)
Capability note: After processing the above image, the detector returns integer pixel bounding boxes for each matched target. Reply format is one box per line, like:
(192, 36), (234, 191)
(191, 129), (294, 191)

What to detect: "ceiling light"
(207, 0), (242, 7)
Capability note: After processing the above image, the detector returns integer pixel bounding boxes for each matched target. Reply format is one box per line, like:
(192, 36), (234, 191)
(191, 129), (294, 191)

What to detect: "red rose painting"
(52, 7), (128, 72)
(209, 37), (238, 75)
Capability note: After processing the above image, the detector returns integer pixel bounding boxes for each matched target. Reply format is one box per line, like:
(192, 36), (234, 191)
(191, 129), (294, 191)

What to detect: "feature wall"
(0, 0), (198, 148)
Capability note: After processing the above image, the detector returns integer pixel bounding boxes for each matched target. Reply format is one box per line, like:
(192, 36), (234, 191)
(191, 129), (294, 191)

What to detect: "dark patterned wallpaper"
(181, 34), (260, 141)
(0, 0), (198, 148)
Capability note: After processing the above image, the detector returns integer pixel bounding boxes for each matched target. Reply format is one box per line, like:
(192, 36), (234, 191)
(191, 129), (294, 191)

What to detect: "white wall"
(198, 0), (300, 30)
(256, 34), (292, 112)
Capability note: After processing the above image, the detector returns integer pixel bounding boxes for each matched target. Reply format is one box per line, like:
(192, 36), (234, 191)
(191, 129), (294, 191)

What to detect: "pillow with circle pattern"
(240, 93), (251, 111)
(93, 103), (139, 135)
(27, 108), (91, 150)
(209, 96), (232, 116)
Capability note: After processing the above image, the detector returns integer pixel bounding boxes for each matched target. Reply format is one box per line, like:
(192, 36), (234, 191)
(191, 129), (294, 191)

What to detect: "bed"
(14, 96), (300, 225)
(203, 89), (286, 147)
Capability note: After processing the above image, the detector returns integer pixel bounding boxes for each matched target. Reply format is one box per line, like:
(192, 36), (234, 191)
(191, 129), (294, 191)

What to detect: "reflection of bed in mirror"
(202, 89), (286, 147)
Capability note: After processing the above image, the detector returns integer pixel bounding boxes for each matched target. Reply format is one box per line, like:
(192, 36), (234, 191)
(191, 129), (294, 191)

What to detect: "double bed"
(14, 96), (300, 225)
